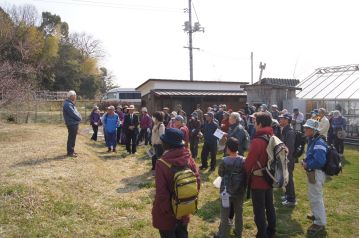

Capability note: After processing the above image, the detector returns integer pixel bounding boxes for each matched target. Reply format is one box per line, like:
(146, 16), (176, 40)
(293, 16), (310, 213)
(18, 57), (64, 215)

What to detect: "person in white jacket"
(318, 108), (330, 140)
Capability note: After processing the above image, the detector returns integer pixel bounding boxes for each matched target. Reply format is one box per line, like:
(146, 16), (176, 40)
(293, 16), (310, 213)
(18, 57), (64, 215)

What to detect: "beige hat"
(128, 105), (135, 110)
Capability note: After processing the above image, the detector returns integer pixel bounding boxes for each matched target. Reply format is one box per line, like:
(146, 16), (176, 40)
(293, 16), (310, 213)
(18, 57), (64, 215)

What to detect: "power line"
(32, 0), (182, 12)
(192, 1), (200, 23)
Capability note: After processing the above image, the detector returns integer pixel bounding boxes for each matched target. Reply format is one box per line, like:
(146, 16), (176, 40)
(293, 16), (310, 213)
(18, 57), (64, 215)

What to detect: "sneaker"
(307, 224), (325, 237)
(281, 195), (287, 201)
(307, 214), (315, 221)
(199, 166), (208, 170)
(67, 153), (77, 158)
(282, 200), (297, 206)
(107, 148), (111, 152)
(112, 149), (116, 152)
(228, 218), (234, 226)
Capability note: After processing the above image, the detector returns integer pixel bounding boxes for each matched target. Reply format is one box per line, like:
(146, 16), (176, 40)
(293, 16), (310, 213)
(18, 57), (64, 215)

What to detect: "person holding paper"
(200, 112), (219, 171)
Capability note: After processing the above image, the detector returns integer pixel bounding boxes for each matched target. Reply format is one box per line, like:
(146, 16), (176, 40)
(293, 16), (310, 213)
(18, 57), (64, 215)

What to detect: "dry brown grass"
(0, 123), (358, 238)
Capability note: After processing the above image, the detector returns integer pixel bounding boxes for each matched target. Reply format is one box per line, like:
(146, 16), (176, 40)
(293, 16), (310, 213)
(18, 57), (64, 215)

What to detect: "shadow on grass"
(116, 172), (154, 194)
(12, 155), (67, 167)
(273, 190), (305, 238)
(196, 197), (220, 223)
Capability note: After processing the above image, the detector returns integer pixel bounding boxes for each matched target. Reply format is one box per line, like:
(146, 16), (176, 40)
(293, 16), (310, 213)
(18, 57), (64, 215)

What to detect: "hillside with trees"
(0, 4), (114, 105)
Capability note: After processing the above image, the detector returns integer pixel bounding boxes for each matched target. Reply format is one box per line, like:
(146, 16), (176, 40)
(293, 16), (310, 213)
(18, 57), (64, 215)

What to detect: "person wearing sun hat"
(123, 105), (139, 154)
(152, 128), (200, 237)
(278, 113), (297, 207)
(302, 119), (328, 237)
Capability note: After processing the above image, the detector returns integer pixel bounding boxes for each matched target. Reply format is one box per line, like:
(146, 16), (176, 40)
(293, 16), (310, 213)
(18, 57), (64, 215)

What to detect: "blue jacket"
(305, 135), (327, 170)
(104, 113), (119, 133)
(203, 120), (219, 144)
(63, 99), (82, 126)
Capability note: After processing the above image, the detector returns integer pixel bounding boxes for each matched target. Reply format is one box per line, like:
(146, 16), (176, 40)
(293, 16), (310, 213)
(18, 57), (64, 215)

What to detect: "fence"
(0, 100), (100, 124)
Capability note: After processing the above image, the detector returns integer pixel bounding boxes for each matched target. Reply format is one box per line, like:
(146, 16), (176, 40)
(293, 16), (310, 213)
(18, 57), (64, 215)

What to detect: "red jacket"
(180, 125), (190, 148)
(244, 127), (273, 190)
(152, 147), (200, 230)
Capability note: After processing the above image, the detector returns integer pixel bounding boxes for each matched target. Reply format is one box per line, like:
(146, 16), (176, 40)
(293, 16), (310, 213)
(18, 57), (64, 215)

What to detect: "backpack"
(223, 157), (246, 196)
(257, 135), (289, 190)
(158, 159), (199, 219)
(231, 125), (250, 151)
(323, 144), (342, 176)
(293, 131), (306, 160)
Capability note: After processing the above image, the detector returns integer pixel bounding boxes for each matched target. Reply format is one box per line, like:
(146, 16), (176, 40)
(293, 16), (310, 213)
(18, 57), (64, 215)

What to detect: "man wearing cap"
(90, 106), (101, 141)
(123, 105), (139, 154)
(292, 108), (305, 132)
(311, 109), (320, 120)
(302, 119), (328, 237)
(162, 107), (171, 127)
(174, 115), (189, 148)
(152, 128), (200, 237)
(271, 105), (280, 120)
(63, 90), (82, 157)
(137, 107), (152, 146)
(188, 112), (201, 159)
(278, 113), (297, 206)
(200, 112), (219, 171)
(104, 106), (119, 152)
(260, 104), (272, 118)
(195, 104), (204, 126)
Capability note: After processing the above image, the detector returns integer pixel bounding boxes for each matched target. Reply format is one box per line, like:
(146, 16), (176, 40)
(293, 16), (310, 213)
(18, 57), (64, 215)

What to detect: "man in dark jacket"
(63, 90), (82, 157)
(123, 105), (139, 154)
(152, 128), (200, 237)
(188, 112), (201, 159)
(244, 112), (276, 238)
(200, 112), (219, 171)
(279, 113), (296, 206)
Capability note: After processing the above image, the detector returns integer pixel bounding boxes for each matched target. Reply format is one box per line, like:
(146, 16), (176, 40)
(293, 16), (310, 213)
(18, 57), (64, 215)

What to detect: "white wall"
(138, 80), (243, 96)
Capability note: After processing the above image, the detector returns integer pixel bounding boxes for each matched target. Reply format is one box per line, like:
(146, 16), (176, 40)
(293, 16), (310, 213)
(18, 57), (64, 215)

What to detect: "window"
(119, 92), (141, 99)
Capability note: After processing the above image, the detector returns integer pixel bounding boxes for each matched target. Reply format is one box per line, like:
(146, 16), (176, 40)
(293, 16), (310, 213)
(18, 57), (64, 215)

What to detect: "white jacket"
(319, 116), (330, 138)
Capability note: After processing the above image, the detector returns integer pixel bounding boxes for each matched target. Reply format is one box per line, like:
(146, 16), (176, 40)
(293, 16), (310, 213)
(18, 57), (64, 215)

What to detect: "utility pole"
(259, 62), (266, 81)
(183, 1), (204, 81)
(251, 52), (253, 84)
(188, 0), (193, 81)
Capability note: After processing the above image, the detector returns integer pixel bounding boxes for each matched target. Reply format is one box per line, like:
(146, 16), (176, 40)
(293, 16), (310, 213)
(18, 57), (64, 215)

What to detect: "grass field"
(0, 123), (358, 238)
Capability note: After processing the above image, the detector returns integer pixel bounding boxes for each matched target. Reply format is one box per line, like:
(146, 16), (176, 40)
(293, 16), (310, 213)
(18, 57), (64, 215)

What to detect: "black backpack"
(223, 157), (246, 196)
(323, 145), (342, 176)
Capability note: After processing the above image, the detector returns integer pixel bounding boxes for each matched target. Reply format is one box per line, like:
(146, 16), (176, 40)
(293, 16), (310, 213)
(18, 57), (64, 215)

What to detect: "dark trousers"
(201, 142), (217, 169)
(251, 189), (276, 238)
(159, 222), (188, 238)
(190, 136), (199, 159)
(105, 131), (117, 149)
(137, 128), (150, 145)
(334, 137), (344, 154)
(91, 125), (98, 141)
(285, 159), (296, 202)
(126, 130), (137, 154)
(152, 144), (164, 170)
(67, 124), (78, 155)
(116, 126), (122, 144)
(219, 196), (244, 237)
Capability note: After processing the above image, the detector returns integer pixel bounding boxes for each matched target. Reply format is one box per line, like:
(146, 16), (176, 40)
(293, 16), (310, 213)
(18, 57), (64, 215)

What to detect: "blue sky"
(3, 0), (359, 88)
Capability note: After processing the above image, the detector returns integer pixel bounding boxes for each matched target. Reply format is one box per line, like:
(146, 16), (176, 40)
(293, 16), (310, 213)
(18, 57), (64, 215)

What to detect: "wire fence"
(0, 100), (100, 124)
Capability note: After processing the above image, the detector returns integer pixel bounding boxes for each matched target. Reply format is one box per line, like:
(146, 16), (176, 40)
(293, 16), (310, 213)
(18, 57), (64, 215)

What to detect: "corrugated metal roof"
(254, 78), (300, 88)
(152, 89), (246, 96)
(297, 64), (359, 100)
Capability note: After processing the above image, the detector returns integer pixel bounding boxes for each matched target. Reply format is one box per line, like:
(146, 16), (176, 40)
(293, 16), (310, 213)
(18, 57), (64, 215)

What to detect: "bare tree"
(0, 61), (36, 107)
(7, 4), (39, 26)
(69, 32), (105, 59)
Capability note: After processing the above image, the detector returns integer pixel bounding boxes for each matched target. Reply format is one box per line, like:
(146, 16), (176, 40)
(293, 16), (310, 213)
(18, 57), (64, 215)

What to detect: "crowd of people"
(62, 90), (347, 238)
